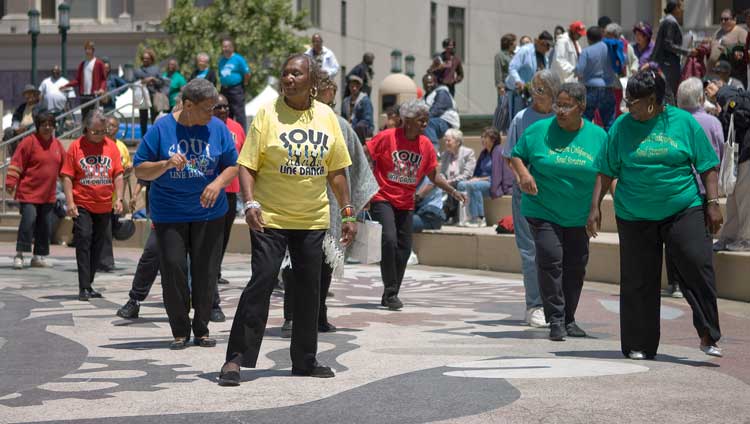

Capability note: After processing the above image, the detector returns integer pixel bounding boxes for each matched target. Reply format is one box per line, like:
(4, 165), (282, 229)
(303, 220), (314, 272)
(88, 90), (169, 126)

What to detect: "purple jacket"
(687, 107), (724, 193)
(490, 144), (514, 198)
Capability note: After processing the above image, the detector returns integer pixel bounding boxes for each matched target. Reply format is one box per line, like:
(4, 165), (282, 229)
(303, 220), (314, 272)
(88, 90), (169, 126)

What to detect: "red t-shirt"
(224, 118), (246, 194)
(366, 128), (438, 210)
(6, 134), (65, 204)
(60, 136), (123, 214)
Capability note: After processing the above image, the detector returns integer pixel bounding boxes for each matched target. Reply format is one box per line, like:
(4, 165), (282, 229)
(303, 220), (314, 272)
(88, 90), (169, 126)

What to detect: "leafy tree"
(140, 0), (309, 98)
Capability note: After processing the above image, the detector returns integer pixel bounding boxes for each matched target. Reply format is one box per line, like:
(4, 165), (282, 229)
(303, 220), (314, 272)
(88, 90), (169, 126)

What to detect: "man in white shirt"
(38, 65), (75, 113)
(305, 33), (340, 79)
(551, 21), (586, 83)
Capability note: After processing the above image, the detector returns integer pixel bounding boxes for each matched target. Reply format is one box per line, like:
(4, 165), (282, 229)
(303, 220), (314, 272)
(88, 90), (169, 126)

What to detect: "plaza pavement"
(0, 242), (749, 424)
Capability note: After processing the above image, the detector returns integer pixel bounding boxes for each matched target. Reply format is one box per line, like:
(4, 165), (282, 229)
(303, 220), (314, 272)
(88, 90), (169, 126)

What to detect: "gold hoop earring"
(310, 87), (318, 98)
(647, 104), (654, 114)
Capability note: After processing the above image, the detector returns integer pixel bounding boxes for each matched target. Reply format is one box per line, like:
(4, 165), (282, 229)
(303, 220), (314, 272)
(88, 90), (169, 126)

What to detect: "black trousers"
(154, 217), (224, 339)
(138, 107), (158, 137)
(527, 218), (589, 326)
(220, 84), (247, 132)
(79, 95), (96, 124)
(616, 206), (721, 357)
(352, 121), (373, 144)
(283, 259), (334, 324)
(99, 212), (117, 269)
(218, 193), (238, 281)
(74, 208), (111, 290)
(16, 203), (54, 256)
(370, 201), (413, 298)
(128, 230), (222, 308)
(226, 228), (325, 370)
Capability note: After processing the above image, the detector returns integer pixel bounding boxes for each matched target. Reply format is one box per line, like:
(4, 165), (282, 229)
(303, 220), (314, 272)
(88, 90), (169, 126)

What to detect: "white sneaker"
(726, 239), (750, 251)
(526, 307), (548, 328)
(13, 255), (23, 270)
(407, 250), (419, 265)
(30, 256), (51, 268)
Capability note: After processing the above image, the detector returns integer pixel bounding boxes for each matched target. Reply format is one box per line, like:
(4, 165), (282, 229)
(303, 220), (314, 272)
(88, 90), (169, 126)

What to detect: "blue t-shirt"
(195, 69), (209, 79)
(474, 150), (493, 178)
(575, 42), (617, 88)
(133, 115), (238, 223)
(218, 53), (250, 87)
(502, 107), (555, 158)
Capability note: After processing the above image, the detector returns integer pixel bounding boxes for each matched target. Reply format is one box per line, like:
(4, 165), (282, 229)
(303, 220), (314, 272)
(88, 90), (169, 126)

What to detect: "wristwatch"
(243, 200), (261, 212)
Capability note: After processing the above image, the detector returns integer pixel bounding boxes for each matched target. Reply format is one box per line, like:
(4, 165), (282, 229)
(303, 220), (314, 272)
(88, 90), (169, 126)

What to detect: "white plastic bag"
(132, 82), (151, 110)
(719, 113), (738, 197)
(348, 219), (382, 264)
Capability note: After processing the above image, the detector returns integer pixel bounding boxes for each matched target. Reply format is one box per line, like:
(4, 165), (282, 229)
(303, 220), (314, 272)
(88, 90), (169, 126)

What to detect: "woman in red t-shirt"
(5, 109), (65, 269)
(365, 100), (465, 310)
(61, 110), (124, 301)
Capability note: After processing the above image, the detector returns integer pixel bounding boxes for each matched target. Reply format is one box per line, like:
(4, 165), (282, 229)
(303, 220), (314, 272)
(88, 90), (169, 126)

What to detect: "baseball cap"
(569, 21), (586, 36)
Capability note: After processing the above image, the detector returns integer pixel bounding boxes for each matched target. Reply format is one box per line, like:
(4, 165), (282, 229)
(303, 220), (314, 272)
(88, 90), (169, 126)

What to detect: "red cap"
(569, 21), (586, 36)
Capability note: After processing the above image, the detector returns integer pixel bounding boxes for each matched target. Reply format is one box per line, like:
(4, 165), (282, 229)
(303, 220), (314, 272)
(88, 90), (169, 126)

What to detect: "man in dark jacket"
(652, 0), (697, 96)
(345, 53), (374, 97)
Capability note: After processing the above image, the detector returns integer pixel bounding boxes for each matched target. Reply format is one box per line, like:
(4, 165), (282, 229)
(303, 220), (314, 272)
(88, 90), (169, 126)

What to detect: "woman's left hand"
(200, 182), (221, 208)
(451, 190), (467, 203)
(340, 222), (358, 247)
(706, 203), (724, 234)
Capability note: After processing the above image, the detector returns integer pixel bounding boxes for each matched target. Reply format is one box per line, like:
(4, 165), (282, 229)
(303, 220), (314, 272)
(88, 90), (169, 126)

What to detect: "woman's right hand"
(66, 202), (79, 218)
(518, 173), (538, 195)
(166, 154), (187, 171)
(245, 208), (265, 232)
(586, 206), (601, 238)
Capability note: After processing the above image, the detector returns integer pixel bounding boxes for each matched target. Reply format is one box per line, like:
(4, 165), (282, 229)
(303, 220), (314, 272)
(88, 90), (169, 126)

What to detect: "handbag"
(719, 113), (738, 197)
(347, 215), (382, 264)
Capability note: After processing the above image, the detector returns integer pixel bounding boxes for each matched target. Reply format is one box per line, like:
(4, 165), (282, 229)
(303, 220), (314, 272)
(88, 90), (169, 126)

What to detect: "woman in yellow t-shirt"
(220, 54), (357, 385)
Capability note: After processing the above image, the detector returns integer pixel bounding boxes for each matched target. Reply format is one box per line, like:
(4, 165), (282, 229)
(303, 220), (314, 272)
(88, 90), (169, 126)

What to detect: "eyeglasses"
(531, 86), (546, 96)
(720, 17), (732, 22)
(213, 104), (230, 111)
(624, 97), (642, 108)
(552, 104), (577, 114)
(88, 129), (107, 136)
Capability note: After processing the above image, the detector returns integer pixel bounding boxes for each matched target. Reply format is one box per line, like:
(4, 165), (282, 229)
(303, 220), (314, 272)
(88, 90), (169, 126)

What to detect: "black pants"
(616, 206), (721, 357)
(79, 95), (96, 123)
(16, 203), (54, 256)
(218, 193), (238, 281)
(283, 259), (334, 324)
(128, 230), (222, 308)
(226, 228), (325, 370)
(527, 218), (589, 326)
(74, 208), (111, 290)
(139, 107), (158, 137)
(220, 84), (247, 132)
(154, 217), (224, 339)
(98, 212), (117, 269)
(370, 201), (413, 299)
(352, 121), (373, 144)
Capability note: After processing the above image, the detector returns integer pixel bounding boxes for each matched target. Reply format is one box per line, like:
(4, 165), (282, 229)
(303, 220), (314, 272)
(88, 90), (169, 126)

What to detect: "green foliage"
(140, 0), (309, 97)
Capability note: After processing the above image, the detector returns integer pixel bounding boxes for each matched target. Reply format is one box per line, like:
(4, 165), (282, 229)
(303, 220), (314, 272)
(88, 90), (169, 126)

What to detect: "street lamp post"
(28, 9), (40, 85)
(405, 55), (415, 79)
(390, 49), (403, 74)
(58, 3), (70, 75)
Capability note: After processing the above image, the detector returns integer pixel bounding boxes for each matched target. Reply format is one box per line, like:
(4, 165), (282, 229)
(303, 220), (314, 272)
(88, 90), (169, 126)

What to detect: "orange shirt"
(61, 136), (123, 214)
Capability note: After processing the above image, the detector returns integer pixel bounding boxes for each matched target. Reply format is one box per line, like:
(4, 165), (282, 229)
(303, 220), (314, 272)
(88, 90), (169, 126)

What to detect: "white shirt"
(83, 59), (95, 95)
(304, 46), (340, 79)
(39, 76), (74, 112)
(550, 32), (580, 83)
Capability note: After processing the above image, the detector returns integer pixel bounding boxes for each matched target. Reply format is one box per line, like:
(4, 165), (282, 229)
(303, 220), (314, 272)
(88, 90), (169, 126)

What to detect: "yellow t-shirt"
(112, 139), (132, 206)
(238, 98), (352, 230)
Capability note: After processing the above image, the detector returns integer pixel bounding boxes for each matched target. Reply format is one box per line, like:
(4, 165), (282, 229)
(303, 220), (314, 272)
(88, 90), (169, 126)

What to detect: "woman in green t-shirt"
(587, 69), (723, 360)
(510, 82), (607, 341)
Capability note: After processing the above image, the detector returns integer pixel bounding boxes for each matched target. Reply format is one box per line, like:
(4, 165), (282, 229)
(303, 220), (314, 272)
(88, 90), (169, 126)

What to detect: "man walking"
(218, 38), (251, 132)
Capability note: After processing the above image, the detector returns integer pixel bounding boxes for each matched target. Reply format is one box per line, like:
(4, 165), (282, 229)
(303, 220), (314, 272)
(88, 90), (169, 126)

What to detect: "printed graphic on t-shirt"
(278, 129), (330, 176)
(388, 150), (423, 185)
(220, 63), (235, 78)
(167, 138), (217, 179)
(78, 155), (113, 185)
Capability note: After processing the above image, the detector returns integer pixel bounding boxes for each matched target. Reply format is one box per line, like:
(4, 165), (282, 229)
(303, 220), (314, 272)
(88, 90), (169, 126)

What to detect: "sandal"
(169, 337), (189, 350)
(193, 336), (216, 347)
(219, 362), (241, 386)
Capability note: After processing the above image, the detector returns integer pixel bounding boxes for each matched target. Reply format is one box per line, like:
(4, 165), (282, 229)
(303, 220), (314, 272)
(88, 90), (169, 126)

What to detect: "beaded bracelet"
(341, 217), (357, 223)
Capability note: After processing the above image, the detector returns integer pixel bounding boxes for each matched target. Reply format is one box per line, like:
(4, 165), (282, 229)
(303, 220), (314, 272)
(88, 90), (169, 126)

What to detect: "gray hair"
(532, 69), (561, 99)
(605, 23), (623, 38)
(444, 128), (464, 145)
(181, 78), (218, 104)
(196, 52), (210, 62)
(83, 109), (107, 131)
(558, 82), (587, 107)
(677, 77), (704, 110)
(399, 99), (429, 119)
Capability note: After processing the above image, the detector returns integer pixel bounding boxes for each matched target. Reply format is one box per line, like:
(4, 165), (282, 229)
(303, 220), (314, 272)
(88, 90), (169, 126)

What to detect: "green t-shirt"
(163, 71), (187, 108)
(512, 117), (607, 227)
(597, 105), (720, 221)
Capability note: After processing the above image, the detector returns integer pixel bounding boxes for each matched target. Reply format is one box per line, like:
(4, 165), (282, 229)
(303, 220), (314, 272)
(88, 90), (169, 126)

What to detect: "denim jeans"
(16, 203), (54, 256)
(511, 183), (542, 309)
(583, 86), (616, 131)
(457, 180), (490, 219)
(413, 208), (444, 232)
(423, 117), (450, 151)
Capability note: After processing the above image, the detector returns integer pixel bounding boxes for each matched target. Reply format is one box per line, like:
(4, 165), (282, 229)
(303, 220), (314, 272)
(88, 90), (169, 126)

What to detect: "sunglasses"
(552, 104), (577, 114)
(720, 17), (733, 22)
(624, 97), (643, 108)
(213, 104), (230, 111)
(88, 129), (107, 136)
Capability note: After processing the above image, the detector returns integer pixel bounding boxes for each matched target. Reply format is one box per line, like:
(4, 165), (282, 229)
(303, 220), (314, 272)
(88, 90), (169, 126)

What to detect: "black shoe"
(318, 321), (337, 333)
(549, 323), (566, 341)
(217, 277), (230, 285)
(218, 363), (241, 386)
(281, 319), (293, 338)
(210, 307), (226, 323)
(326, 290), (334, 298)
(78, 289), (90, 302)
(193, 336), (217, 347)
(565, 322), (587, 337)
(169, 338), (189, 350)
(86, 288), (103, 298)
(97, 265), (113, 273)
(382, 295), (403, 311)
(117, 299), (140, 319)
(291, 364), (335, 378)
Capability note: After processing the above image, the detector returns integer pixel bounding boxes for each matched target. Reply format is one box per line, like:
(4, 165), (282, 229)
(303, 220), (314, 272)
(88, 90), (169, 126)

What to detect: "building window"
(430, 2), (437, 55)
(107, 0), (134, 18)
(297, 0), (321, 28)
(448, 6), (465, 60)
(69, 0), (99, 20)
(41, 0), (56, 20)
(340, 1), (347, 36)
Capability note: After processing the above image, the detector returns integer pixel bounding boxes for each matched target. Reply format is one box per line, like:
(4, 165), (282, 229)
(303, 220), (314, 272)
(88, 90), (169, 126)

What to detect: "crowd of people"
(2, 0), (737, 385)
